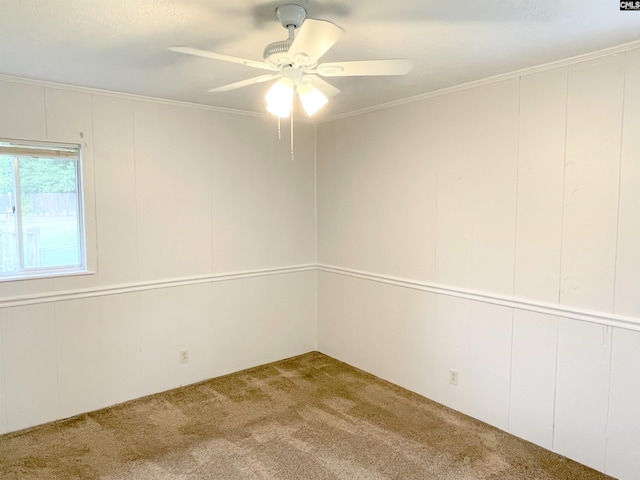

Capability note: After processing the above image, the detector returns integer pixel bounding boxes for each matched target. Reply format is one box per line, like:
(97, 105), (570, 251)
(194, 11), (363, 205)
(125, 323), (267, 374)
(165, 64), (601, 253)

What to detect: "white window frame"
(0, 138), (88, 281)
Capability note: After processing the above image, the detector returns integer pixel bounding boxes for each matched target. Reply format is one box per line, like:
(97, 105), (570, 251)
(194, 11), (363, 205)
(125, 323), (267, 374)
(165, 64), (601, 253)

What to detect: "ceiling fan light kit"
(169, 2), (413, 119)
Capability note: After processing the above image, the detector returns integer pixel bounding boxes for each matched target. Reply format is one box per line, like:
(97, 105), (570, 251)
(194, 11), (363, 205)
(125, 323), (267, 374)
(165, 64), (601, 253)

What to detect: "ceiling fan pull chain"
(278, 117), (281, 140)
(290, 105), (295, 162)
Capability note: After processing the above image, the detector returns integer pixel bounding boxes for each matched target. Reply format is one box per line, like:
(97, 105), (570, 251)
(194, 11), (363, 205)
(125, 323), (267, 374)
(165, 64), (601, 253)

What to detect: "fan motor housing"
(264, 40), (293, 66)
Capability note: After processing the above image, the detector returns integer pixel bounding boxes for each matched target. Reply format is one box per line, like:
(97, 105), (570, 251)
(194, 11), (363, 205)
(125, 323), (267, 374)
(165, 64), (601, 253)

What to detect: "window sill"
(0, 269), (96, 283)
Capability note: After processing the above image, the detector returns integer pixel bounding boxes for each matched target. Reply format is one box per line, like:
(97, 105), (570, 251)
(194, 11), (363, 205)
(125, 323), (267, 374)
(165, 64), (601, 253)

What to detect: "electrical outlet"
(449, 368), (458, 386)
(179, 350), (189, 364)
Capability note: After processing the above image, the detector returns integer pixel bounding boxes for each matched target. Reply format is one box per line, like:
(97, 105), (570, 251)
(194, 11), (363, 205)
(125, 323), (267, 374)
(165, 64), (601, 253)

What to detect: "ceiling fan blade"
(316, 59), (413, 77)
(169, 46), (278, 72)
(305, 75), (341, 98)
(287, 19), (344, 65)
(208, 74), (279, 92)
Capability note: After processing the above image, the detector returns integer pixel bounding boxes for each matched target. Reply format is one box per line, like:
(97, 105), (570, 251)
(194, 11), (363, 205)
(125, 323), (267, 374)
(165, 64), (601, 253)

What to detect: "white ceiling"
(1, 0), (639, 119)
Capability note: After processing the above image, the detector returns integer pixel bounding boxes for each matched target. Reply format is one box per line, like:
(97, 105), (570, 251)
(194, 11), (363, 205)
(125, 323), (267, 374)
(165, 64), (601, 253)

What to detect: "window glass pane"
(0, 156), (18, 274)
(18, 157), (81, 269)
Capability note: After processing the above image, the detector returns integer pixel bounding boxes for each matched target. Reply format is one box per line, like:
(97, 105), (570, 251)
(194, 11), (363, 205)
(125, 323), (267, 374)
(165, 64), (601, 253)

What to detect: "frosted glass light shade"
(298, 82), (328, 116)
(266, 79), (294, 118)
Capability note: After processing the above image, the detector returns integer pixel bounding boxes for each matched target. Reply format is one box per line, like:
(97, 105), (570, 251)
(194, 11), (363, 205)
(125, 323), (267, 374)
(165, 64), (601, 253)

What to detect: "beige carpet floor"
(0, 352), (613, 479)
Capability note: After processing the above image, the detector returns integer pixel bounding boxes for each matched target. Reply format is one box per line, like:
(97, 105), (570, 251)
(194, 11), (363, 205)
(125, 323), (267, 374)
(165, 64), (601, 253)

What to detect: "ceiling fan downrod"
(263, 4), (306, 65)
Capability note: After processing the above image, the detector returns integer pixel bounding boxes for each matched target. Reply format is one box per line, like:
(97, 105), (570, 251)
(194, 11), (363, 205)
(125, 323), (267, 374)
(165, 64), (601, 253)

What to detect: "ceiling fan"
(169, 3), (412, 118)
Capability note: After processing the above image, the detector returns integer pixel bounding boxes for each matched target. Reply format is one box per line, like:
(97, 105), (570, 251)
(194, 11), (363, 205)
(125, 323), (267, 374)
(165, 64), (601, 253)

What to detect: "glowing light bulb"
(265, 79), (294, 118)
(297, 82), (328, 116)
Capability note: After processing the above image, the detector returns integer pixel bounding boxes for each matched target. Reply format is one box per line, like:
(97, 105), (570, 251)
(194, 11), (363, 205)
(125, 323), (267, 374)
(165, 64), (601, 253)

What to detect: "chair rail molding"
(3, 262), (638, 333)
(0, 264), (316, 309)
(318, 264), (640, 332)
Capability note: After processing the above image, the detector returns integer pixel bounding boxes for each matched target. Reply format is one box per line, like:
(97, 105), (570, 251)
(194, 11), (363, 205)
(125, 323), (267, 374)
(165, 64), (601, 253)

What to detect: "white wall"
(0, 79), (317, 433)
(1, 46), (639, 480)
(317, 48), (640, 479)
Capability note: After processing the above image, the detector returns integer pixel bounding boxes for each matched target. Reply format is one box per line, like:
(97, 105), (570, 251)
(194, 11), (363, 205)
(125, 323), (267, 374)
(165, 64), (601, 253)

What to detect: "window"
(0, 139), (86, 280)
